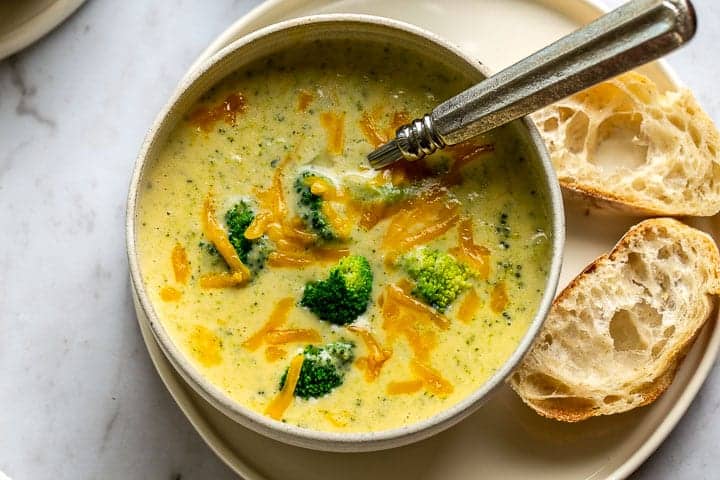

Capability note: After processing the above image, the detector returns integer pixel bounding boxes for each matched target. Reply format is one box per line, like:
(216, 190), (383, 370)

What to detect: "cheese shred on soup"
(137, 40), (552, 432)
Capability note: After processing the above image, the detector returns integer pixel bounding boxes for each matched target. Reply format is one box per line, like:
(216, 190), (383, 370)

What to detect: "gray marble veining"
(0, 1), (718, 479)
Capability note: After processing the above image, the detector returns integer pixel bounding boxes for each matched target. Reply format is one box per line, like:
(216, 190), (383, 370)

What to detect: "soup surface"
(137, 40), (552, 433)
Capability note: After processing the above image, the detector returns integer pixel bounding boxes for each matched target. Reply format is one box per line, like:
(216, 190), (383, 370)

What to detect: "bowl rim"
(125, 13), (565, 451)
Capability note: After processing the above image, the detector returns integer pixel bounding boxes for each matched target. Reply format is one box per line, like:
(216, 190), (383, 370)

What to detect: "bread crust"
(510, 218), (720, 422)
(533, 72), (720, 217)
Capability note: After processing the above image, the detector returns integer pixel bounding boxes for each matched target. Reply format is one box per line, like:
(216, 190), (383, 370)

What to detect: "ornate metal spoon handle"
(368, 0), (696, 168)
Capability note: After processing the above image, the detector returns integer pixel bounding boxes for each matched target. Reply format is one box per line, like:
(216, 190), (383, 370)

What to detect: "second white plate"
(0, 0), (86, 60)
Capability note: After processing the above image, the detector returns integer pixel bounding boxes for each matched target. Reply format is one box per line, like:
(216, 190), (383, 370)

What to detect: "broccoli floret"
(294, 170), (339, 240)
(225, 202), (255, 260)
(398, 247), (472, 311)
(279, 341), (355, 399)
(300, 255), (373, 325)
(224, 201), (272, 273)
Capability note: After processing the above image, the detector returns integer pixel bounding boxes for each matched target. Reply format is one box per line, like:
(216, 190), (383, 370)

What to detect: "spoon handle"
(369, 0), (696, 167)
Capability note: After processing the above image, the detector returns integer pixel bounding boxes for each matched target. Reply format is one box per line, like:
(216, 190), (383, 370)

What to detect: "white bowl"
(126, 14), (565, 452)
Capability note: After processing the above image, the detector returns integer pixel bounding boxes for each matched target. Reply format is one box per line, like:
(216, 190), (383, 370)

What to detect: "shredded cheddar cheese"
(297, 89), (314, 112)
(386, 284), (449, 330)
(320, 201), (352, 239)
(267, 247), (349, 267)
(264, 329), (322, 345)
(265, 346), (287, 362)
(304, 175), (354, 240)
(357, 198), (409, 231)
(323, 411), (348, 428)
(443, 142), (495, 185)
(382, 186), (460, 262)
(320, 112), (345, 155)
(201, 193), (251, 280)
(188, 92), (247, 132)
(159, 286), (182, 302)
(457, 288), (481, 324)
(309, 177), (332, 196)
(199, 271), (248, 289)
(243, 211), (272, 240)
(387, 379), (424, 395)
(243, 297), (295, 351)
(188, 325), (222, 367)
(490, 282), (509, 313)
(382, 284), (443, 361)
(265, 354), (304, 420)
(248, 157), (356, 268)
(359, 109), (410, 148)
(450, 217), (490, 279)
(359, 111), (387, 147)
(411, 360), (453, 396)
(171, 243), (190, 284)
(348, 326), (392, 381)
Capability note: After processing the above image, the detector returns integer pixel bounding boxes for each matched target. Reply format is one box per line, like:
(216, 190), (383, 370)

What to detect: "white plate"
(135, 0), (720, 478)
(0, 0), (86, 61)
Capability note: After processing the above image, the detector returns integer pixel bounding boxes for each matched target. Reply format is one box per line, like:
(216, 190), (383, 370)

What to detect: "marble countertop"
(1, 0), (719, 478)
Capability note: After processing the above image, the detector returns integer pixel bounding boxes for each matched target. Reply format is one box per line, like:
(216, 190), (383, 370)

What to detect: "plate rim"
(0, 0), (87, 61)
(136, 0), (720, 478)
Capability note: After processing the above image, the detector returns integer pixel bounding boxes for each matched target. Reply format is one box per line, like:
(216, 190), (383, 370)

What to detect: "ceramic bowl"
(126, 14), (565, 452)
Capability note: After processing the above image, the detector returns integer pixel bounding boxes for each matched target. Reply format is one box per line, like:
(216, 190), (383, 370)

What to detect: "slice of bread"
(532, 72), (720, 216)
(510, 218), (720, 422)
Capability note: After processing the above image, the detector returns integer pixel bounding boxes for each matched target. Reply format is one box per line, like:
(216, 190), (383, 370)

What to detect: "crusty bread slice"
(532, 72), (720, 216)
(510, 218), (720, 422)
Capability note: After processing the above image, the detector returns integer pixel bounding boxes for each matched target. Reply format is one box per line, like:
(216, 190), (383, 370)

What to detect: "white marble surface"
(0, 0), (719, 479)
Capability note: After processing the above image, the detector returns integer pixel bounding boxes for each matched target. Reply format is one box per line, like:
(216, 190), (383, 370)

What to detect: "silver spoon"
(368, 0), (696, 169)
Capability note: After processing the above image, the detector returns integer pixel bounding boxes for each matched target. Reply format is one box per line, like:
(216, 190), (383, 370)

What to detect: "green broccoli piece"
(225, 201), (255, 261)
(300, 255), (373, 325)
(294, 169), (338, 240)
(224, 201), (272, 273)
(279, 341), (355, 399)
(398, 247), (472, 311)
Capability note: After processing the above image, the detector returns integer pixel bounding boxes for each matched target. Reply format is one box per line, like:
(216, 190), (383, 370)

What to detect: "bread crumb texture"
(532, 72), (720, 216)
(510, 218), (720, 421)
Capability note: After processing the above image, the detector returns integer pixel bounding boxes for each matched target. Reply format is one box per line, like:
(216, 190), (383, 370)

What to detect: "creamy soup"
(137, 40), (552, 433)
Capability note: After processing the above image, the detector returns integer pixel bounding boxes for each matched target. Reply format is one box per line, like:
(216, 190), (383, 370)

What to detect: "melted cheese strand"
(297, 89), (314, 112)
(242, 297), (295, 351)
(359, 111), (386, 147)
(265, 354), (304, 420)
(201, 194), (251, 278)
(382, 187), (460, 262)
(320, 112), (345, 155)
(387, 379), (424, 395)
(159, 286), (182, 302)
(264, 329), (322, 345)
(386, 284), (449, 330)
(199, 272), (249, 289)
(267, 247), (349, 268)
(411, 360), (454, 396)
(490, 281), (509, 313)
(450, 216), (490, 279)
(264, 346), (287, 362)
(171, 243), (190, 284)
(457, 287), (481, 324)
(348, 326), (392, 381)
(188, 325), (223, 367)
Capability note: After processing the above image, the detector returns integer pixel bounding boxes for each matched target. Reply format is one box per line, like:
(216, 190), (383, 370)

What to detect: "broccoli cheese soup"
(136, 39), (552, 433)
